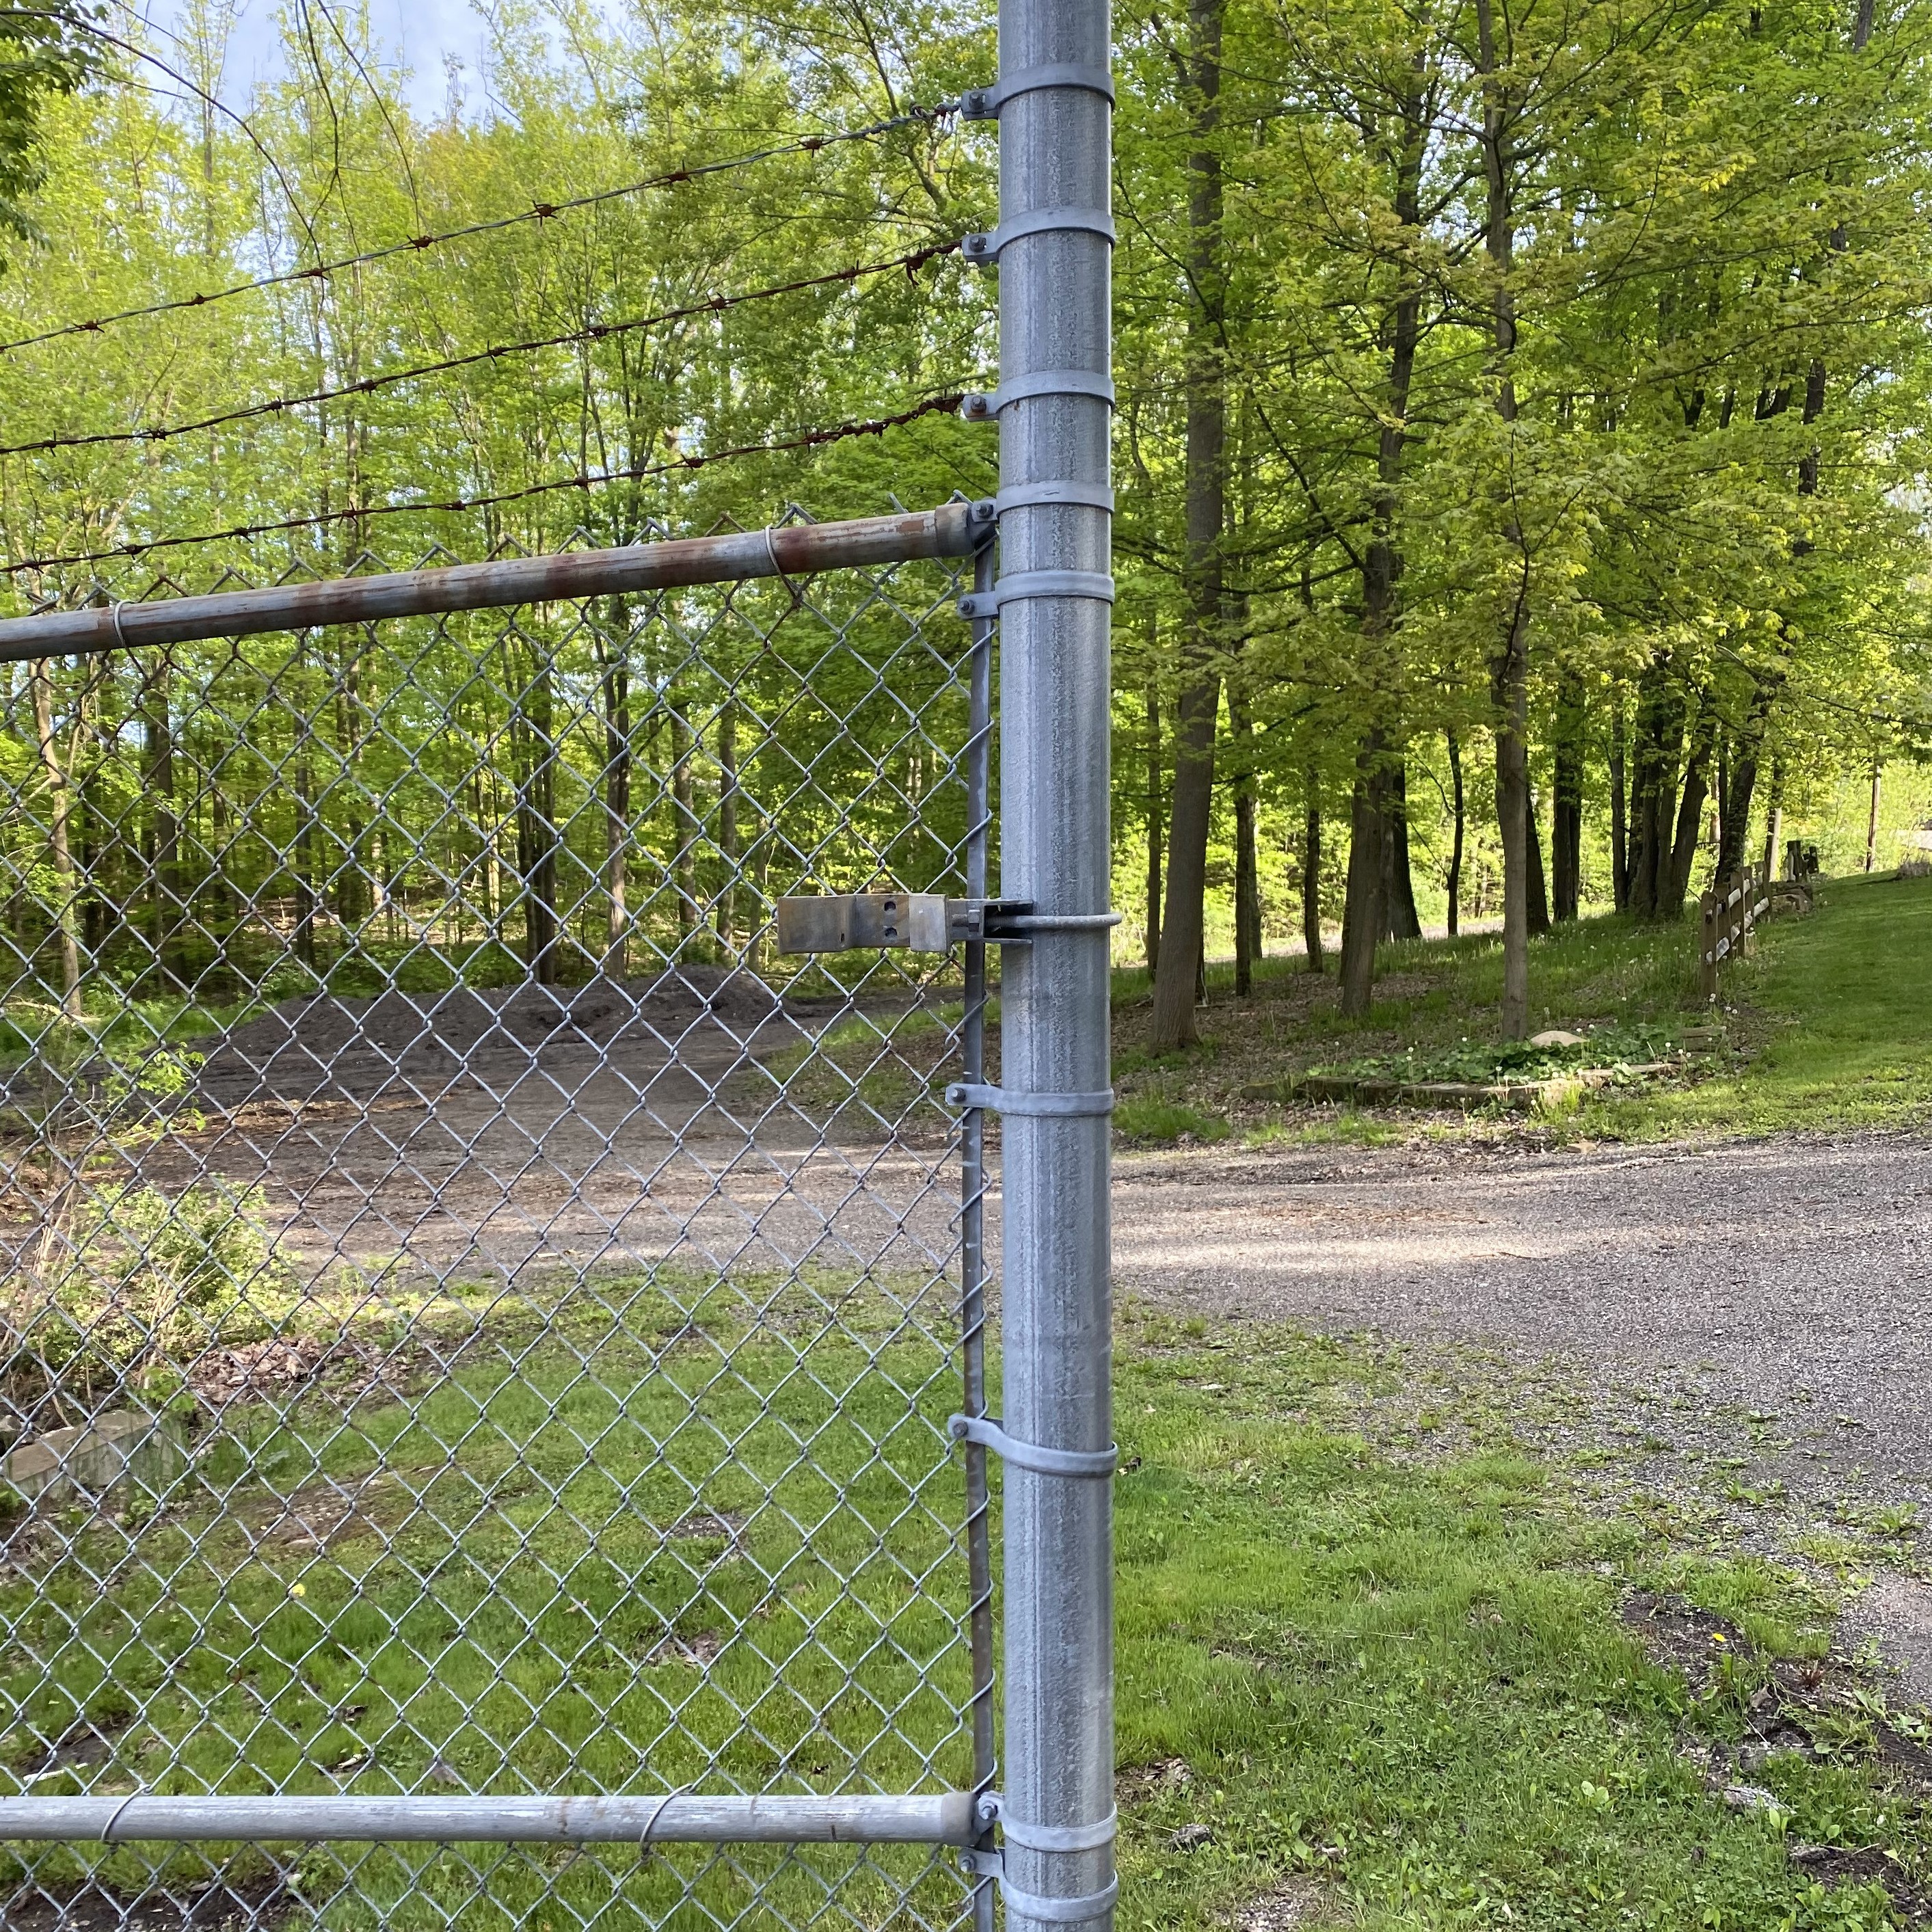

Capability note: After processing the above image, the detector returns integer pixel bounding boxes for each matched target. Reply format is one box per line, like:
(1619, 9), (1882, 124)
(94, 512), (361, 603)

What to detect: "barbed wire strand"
(0, 99), (962, 362)
(0, 242), (963, 459)
(3, 390), (971, 575)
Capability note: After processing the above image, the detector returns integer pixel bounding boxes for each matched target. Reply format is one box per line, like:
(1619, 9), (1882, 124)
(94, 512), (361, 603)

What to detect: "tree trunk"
(670, 705), (700, 948)
(1150, 0), (1226, 1051)
(598, 621), (632, 976)
(1339, 731), (1387, 1019)
(293, 735), (320, 972)
(716, 701), (739, 950)
(1144, 680), (1163, 976)
(1718, 675), (1780, 878)
(1381, 757), (1423, 942)
(207, 766), (233, 970)
(1761, 760), (1785, 881)
(334, 640), (368, 930)
(1445, 731), (1464, 937)
(518, 655), (561, 983)
(1609, 697), (1628, 911)
(1345, 11), (1429, 991)
(1526, 786), (1551, 936)
(1476, 0), (1531, 1038)
(1866, 760), (1883, 871)
(1627, 660), (1681, 920)
(1231, 684), (1259, 993)
(1153, 680), (1220, 1045)
(1302, 790), (1324, 971)
(1552, 676), (1583, 920)
(1664, 702), (1715, 915)
(143, 658), (182, 991)
(31, 662), (82, 1022)
(1494, 660), (1529, 1038)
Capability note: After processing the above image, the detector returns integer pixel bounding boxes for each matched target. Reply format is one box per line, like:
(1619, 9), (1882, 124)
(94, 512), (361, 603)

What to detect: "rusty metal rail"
(0, 500), (987, 660)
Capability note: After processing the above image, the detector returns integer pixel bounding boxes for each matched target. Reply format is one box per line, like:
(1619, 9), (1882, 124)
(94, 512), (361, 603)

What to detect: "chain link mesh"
(0, 515), (992, 1930)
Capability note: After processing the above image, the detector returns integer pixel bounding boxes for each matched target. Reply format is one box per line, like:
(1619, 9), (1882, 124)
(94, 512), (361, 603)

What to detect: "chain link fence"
(0, 504), (1002, 1930)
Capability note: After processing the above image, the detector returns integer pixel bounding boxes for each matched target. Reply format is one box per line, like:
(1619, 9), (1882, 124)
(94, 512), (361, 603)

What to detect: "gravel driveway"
(1112, 1128), (1932, 1691)
(1114, 1131), (1932, 1498)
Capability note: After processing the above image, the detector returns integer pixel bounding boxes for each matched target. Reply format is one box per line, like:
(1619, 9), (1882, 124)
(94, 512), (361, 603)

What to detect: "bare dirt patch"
(2, 1873), (296, 1931)
(1623, 1590), (1932, 1784)
(1788, 1844), (1931, 1924)
(193, 965), (810, 1112)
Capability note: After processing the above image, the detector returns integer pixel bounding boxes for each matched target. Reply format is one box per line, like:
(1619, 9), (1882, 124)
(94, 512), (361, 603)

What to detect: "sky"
(145, 1), (508, 122)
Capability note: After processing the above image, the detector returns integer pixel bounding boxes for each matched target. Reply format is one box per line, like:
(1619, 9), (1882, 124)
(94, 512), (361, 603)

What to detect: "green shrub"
(3, 1183), (290, 1404)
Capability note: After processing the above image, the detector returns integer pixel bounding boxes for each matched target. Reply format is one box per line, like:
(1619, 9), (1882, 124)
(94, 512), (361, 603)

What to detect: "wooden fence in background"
(1700, 861), (1771, 998)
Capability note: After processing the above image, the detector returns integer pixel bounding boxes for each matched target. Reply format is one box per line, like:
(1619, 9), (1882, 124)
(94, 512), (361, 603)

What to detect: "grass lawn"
(5, 1287), (1927, 1929)
(1111, 870), (1932, 1146)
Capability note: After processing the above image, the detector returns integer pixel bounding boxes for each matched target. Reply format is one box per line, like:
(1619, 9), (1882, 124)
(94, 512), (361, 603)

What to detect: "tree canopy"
(0, 0), (1926, 1028)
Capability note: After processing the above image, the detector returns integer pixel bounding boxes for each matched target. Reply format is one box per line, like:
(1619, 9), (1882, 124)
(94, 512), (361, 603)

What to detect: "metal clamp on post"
(961, 208), (1117, 269)
(948, 1414), (1118, 1480)
(962, 372), (1116, 423)
(945, 1083), (1114, 1117)
(995, 481), (1116, 515)
(995, 570), (1116, 606)
(1001, 1809), (1120, 1855)
(952, 569), (1118, 617)
(1000, 911), (1122, 933)
(960, 64), (1116, 121)
(960, 1849), (1121, 1928)
(1004, 1876), (1122, 1925)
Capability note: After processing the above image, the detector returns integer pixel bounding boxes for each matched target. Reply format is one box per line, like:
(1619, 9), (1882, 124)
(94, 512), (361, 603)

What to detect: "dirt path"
(1113, 1130), (1932, 1502)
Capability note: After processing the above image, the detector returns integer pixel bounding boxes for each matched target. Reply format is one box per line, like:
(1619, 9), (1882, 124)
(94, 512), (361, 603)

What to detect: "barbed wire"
(0, 242), (963, 459)
(0, 99), (962, 362)
(2, 390), (971, 575)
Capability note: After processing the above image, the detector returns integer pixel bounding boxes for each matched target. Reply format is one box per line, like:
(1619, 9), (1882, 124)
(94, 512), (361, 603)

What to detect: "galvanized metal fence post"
(990, 0), (1117, 1924)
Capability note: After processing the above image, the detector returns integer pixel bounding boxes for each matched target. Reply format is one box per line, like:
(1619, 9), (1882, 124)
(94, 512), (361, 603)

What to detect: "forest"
(0, 0), (1927, 1047)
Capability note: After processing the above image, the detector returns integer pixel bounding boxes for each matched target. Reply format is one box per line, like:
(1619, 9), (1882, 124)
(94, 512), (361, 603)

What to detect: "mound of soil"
(4, 1873), (295, 1931)
(193, 964), (803, 1108)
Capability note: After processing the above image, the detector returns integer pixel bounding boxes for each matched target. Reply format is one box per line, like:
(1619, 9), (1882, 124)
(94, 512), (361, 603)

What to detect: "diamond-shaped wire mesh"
(0, 524), (990, 1930)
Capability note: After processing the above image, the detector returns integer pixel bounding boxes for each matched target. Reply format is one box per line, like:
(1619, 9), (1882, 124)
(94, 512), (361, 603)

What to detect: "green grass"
(4, 1289), (1926, 1927)
(1110, 1309), (1926, 1929)
(1587, 871), (1932, 1139)
(1116, 871), (1932, 1144)
(1114, 1097), (1232, 1144)
(3, 1275), (975, 1927)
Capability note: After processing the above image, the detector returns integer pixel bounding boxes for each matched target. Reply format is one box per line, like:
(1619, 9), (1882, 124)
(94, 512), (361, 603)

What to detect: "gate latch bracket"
(773, 894), (1037, 954)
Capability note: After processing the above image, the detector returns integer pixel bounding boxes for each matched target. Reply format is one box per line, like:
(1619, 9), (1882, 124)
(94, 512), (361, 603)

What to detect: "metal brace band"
(956, 573), (1114, 617)
(945, 1083), (1115, 1116)
(961, 1851), (1121, 1926)
(1001, 1808), (1119, 1855)
(963, 207), (1116, 265)
(949, 1414), (1119, 1479)
(961, 371), (1116, 420)
(995, 370), (1116, 411)
(961, 64), (1116, 120)
(995, 481), (1116, 514)
(995, 570), (1116, 607)
(1005, 1876), (1122, 1924)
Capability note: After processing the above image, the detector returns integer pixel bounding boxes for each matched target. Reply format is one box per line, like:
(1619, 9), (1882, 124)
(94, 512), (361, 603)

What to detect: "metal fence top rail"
(0, 500), (987, 662)
(0, 1794), (982, 1847)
